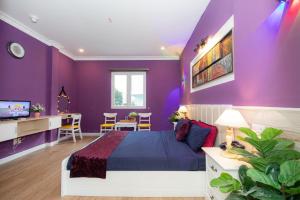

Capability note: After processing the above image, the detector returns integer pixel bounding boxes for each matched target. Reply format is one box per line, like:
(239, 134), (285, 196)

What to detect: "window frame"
(111, 71), (147, 109)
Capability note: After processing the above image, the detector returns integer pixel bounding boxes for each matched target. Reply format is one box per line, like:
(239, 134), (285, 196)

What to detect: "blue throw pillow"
(186, 125), (210, 152)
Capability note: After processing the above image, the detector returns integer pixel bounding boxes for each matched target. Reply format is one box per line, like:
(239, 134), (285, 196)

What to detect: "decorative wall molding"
(185, 104), (300, 149)
(0, 11), (180, 61)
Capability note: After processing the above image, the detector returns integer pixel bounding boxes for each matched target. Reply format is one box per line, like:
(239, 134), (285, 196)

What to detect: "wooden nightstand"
(202, 147), (247, 200)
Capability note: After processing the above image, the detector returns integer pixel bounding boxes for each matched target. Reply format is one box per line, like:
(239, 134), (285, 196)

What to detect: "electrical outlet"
(252, 123), (266, 134)
(13, 138), (18, 146)
(13, 137), (22, 146)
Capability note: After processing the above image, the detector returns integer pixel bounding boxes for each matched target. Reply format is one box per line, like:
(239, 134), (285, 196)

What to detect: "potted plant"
(168, 111), (183, 130)
(30, 103), (45, 118)
(210, 127), (300, 200)
(128, 112), (138, 121)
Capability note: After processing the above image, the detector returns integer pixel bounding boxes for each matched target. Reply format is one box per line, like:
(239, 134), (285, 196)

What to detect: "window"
(111, 71), (146, 109)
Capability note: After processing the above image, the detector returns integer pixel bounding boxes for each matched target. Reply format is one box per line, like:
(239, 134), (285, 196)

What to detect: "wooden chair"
(100, 113), (117, 135)
(137, 113), (152, 131)
(58, 114), (82, 143)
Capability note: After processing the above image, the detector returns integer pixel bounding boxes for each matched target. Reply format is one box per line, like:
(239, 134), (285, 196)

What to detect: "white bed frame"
(61, 158), (206, 197)
(61, 104), (229, 197)
(61, 104), (300, 197)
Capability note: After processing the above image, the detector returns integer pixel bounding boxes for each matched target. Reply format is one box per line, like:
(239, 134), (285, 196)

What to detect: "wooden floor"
(0, 137), (204, 200)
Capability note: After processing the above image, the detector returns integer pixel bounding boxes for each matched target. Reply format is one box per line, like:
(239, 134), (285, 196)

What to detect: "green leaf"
(225, 192), (247, 200)
(260, 128), (283, 140)
(228, 147), (257, 159)
(249, 187), (284, 200)
(244, 138), (277, 157)
(278, 160), (300, 187)
(210, 172), (241, 193)
(247, 168), (281, 190)
(285, 186), (300, 195)
(265, 163), (280, 183)
(249, 157), (269, 171)
(239, 128), (259, 140)
(238, 165), (255, 191)
(266, 149), (300, 164)
(273, 138), (294, 150)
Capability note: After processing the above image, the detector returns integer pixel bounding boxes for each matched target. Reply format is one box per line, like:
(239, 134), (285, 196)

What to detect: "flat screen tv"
(0, 100), (31, 120)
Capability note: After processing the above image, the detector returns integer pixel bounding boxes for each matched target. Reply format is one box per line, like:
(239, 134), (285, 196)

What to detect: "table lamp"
(215, 109), (249, 149)
(178, 105), (188, 118)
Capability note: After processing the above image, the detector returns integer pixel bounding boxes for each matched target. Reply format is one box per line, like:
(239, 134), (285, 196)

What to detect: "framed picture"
(191, 31), (233, 89)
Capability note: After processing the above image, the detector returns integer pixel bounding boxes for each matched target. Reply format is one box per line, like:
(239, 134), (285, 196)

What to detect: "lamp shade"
(178, 105), (188, 113)
(215, 109), (249, 128)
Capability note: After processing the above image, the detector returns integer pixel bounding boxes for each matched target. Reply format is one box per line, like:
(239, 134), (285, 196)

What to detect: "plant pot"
(34, 112), (41, 118)
(128, 117), (136, 122)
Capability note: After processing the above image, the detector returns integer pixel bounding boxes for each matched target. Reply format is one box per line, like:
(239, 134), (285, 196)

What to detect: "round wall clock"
(7, 42), (25, 59)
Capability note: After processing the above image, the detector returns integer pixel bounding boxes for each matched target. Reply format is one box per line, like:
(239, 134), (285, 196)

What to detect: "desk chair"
(58, 114), (82, 143)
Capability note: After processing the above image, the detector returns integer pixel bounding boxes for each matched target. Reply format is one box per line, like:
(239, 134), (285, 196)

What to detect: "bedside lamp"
(178, 105), (188, 118)
(215, 109), (249, 149)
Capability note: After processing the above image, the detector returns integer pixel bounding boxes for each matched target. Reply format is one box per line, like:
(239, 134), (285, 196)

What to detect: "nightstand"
(202, 147), (247, 200)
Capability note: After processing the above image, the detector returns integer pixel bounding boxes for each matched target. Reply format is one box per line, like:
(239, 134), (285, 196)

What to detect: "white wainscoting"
(185, 104), (300, 149)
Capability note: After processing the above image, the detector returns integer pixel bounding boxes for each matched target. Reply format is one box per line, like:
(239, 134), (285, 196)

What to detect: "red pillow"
(175, 119), (191, 141)
(191, 120), (218, 147)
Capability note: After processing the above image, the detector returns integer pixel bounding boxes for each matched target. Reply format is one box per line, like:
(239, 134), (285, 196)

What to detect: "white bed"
(61, 104), (229, 197)
(61, 104), (300, 197)
(61, 157), (206, 197)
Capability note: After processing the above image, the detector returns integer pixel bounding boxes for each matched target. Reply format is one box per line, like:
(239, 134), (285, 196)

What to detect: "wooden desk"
(0, 116), (62, 142)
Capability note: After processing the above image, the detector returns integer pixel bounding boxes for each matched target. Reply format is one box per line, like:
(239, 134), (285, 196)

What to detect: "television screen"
(0, 100), (31, 119)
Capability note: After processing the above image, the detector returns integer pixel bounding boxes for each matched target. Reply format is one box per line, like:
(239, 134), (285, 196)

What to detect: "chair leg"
(58, 129), (61, 142)
(72, 130), (76, 143)
(79, 128), (83, 140)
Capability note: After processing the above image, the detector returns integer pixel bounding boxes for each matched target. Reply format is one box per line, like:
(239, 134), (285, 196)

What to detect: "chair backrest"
(138, 113), (151, 124)
(104, 113), (117, 124)
(71, 114), (81, 127)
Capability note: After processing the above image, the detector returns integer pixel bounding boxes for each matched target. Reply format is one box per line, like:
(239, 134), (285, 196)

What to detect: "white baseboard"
(82, 132), (100, 137)
(0, 135), (76, 165)
(0, 143), (47, 165)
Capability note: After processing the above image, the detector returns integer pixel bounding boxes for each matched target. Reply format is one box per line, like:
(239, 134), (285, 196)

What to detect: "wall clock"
(7, 42), (25, 59)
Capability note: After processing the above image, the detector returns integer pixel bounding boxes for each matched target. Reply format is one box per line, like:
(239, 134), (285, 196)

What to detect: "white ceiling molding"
(73, 55), (180, 61)
(0, 11), (75, 59)
(0, 11), (52, 46)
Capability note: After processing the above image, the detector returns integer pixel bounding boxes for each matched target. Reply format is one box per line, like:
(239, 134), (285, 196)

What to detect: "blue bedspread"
(107, 130), (205, 171)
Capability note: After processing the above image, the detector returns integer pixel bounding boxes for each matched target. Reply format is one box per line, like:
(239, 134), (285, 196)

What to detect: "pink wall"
(181, 0), (300, 107)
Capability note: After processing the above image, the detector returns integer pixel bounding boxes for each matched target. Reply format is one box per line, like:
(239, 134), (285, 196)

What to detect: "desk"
(114, 121), (137, 131)
(0, 116), (62, 142)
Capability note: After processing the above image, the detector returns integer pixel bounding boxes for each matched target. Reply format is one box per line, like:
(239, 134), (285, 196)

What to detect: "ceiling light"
(78, 48), (85, 53)
(160, 46), (165, 50)
(29, 15), (39, 23)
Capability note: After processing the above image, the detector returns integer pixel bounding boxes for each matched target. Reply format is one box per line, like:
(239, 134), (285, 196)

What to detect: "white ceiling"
(0, 0), (210, 60)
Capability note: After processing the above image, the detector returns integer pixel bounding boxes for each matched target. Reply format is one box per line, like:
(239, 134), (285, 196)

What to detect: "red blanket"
(70, 131), (128, 178)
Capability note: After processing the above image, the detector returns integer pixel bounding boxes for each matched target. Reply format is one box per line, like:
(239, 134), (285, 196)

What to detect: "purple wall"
(0, 19), (180, 158)
(74, 60), (181, 132)
(181, 0), (300, 107)
(0, 20), (75, 158)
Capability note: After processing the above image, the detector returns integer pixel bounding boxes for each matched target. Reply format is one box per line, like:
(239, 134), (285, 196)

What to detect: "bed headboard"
(185, 104), (300, 149)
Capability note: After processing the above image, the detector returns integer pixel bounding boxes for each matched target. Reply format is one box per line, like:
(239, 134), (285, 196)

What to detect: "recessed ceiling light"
(160, 46), (165, 50)
(78, 48), (85, 53)
(29, 15), (39, 23)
